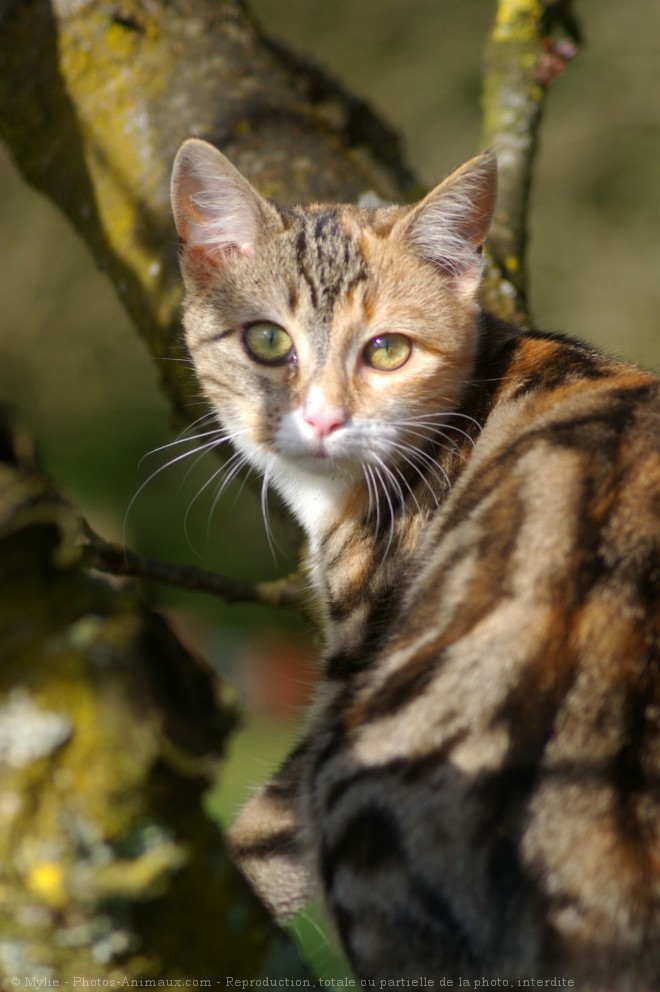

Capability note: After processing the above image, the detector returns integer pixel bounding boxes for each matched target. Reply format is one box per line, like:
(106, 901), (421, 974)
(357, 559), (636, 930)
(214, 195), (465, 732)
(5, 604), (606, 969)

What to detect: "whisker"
(364, 463), (380, 537)
(432, 424), (479, 446)
(138, 424), (239, 467)
(286, 908), (336, 973)
(178, 440), (223, 494)
(183, 464), (230, 560)
(462, 374), (507, 386)
(125, 423), (252, 550)
(395, 416), (480, 447)
(406, 442), (453, 493)
(392, 462), (423, 517)
(179, 410), (221, 434)
(261, 457), (281, 562)
(400, 409), (483, 433)
(370, 457), (397, 563)
(373, 453), (406, 508)
(386, 441), (436, 511)
(396, 424), (462, 456)
(206, 451), (253, 547)
(182, 449), (250, 557)
(152, 355), (197, 366)
(124, 435), (232, 545)
(384, 436), (454, 498)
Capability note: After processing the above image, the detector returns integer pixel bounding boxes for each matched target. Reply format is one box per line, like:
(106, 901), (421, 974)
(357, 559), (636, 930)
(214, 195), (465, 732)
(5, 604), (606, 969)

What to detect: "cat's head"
(170, 139), (496, 528)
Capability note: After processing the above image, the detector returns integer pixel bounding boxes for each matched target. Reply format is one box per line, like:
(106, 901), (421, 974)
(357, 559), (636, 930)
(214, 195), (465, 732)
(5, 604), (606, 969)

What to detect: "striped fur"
(171, 140), (660, 988)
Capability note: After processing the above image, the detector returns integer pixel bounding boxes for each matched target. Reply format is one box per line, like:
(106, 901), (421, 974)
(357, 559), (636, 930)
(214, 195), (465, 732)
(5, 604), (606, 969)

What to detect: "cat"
(170, 137), (660, 989)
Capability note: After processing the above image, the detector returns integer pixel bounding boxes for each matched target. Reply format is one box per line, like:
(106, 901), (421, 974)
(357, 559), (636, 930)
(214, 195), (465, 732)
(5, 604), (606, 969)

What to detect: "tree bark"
(480, 0), (580, 322)
(0, 407), (312, 983)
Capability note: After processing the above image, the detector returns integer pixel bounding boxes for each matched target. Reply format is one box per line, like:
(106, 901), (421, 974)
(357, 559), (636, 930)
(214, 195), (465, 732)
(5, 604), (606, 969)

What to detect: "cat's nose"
(303, 406), (347, 438)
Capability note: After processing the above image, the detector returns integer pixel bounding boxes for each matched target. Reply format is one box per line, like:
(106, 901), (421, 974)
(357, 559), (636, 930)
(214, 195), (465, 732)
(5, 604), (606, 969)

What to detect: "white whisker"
(402, 409), (483, 432)
(152, 355), (197, 366)
(370, 457), (397, 563)
(386, 441), (436, 511)
(183, 466), (228, 559)
(206, 451), (253, 546)
(364, 463), (380, 537)
(125, 435), (228, 544)
(261, 457), (281, 562)
(179, 435), (229, 494)
(392, 462), (424, 517)
(182, 449), (249, 557)
(398, 424), (462, 456)
(138, 423), (236, 467)
(395, 413), (480, 448)
(125, 424), (251, 549)
(405, 442), (453, 493)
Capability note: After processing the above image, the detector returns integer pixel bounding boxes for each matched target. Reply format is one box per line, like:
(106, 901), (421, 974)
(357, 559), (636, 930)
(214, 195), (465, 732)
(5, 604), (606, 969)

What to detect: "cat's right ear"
(171, 138), (276, 287)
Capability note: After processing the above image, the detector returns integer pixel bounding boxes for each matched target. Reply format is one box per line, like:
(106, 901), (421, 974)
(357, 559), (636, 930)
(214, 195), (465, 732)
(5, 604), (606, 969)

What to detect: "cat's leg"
(227, 740), (313, 920)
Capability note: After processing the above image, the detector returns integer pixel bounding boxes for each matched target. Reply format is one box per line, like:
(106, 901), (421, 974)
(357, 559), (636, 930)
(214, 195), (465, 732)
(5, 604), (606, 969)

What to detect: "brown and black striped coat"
(171, 140), (660, 988)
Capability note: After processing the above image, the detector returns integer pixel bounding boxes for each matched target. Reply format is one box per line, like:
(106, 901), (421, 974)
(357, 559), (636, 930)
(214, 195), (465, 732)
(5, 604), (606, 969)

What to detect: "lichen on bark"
(0, 410), (311, 983)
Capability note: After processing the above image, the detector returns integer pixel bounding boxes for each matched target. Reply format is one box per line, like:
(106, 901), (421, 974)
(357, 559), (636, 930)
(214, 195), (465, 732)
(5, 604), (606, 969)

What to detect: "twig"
(82, 536), (307, 610)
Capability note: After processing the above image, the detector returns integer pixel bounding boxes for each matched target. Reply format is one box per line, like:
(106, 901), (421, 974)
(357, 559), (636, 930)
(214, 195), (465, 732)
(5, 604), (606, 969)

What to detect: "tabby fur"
(170, 138), (660, 988)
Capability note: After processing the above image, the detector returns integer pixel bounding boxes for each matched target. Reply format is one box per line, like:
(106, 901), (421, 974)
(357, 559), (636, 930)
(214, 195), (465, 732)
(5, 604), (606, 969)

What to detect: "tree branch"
(83, 532), (308, 610)
(480, 0), (581, 323)
(0, 406), (312, 983)
(0, 0), (414, 425)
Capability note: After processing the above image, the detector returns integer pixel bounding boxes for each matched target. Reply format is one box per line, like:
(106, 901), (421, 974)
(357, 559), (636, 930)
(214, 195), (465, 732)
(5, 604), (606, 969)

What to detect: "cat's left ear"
(396, 152), (497, 298)
(171, 138), (280, 288)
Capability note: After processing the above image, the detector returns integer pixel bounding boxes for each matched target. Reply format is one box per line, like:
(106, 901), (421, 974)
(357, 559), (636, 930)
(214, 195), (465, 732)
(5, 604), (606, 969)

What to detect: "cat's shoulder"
(473, 317), (659, 457)
(413, 319), (660, 589)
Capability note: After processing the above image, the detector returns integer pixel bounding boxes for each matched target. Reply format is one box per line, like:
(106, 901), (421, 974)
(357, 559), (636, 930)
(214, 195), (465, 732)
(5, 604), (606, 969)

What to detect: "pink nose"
(303, 406), (347, 438)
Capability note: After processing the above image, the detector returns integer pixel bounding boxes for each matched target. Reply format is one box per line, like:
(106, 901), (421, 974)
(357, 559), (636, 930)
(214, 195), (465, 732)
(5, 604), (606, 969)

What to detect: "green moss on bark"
(0, 415), (310, 983)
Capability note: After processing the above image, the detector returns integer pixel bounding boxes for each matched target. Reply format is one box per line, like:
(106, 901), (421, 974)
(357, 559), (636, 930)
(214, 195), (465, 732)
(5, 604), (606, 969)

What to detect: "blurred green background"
(1, 0), (659, 977)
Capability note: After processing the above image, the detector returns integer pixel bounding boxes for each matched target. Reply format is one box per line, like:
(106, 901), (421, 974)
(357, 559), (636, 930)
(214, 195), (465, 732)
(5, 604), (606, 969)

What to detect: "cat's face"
(171, 140), (496, 525)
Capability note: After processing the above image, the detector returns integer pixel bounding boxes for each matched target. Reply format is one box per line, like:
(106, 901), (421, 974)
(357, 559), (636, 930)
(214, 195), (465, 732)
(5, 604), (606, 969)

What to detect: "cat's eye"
(243, 322), (294, 365)
(363, 334), (412, 371)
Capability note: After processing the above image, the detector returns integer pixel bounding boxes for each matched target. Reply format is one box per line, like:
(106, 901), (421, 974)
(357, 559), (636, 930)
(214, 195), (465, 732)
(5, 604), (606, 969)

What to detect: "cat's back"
(316, 332), (660, 987)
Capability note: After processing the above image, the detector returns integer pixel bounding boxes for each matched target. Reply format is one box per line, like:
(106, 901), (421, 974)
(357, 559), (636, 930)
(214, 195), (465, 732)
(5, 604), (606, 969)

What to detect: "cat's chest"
(267, 454), (356, 538)
(313, 513), (427, 682)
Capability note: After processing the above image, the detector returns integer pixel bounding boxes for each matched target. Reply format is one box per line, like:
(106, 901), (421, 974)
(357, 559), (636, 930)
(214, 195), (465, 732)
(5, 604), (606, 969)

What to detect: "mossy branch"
(480, 0), (581, 323)
(0, 0), (413, 425)
(0, 407), (313, 984)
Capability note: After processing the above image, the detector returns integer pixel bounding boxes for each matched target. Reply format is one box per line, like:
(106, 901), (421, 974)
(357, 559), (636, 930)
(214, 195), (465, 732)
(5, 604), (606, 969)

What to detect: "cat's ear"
(396, 152), (497, 298)
(170, 138), (277, 287)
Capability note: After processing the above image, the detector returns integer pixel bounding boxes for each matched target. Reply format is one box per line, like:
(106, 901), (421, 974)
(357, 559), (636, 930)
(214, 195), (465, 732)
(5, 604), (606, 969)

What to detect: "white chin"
(281, 449), (360, 478)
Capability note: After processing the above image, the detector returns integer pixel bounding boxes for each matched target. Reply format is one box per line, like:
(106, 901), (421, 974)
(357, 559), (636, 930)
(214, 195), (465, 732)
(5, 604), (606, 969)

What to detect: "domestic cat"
(170, 138), (660, 988)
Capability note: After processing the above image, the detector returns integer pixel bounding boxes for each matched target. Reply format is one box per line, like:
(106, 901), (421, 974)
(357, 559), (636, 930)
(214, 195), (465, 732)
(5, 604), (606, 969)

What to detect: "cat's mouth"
(279, 441), (364, 479)
(307, 438), (335, 459)
(275, 411), (358, 467)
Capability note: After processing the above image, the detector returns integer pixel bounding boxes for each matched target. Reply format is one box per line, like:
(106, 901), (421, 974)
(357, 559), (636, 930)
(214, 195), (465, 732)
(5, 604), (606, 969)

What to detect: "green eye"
(363, 334), (412, 371)
(243, 322), (294, 365)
